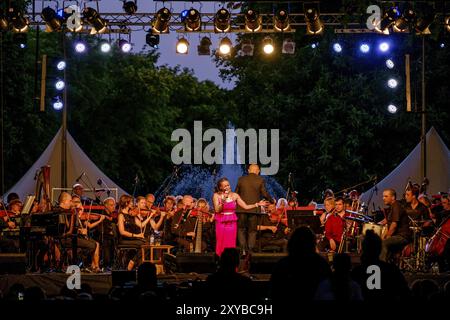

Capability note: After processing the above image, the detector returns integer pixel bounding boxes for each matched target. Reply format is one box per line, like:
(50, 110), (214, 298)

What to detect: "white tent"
(3, 128), (128, 203)
(360, 127), (450, 210)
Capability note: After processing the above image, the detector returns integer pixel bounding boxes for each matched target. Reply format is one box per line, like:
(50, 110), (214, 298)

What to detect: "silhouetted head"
(219, 248), (240, 272)
(24, 286), (46, 301)
(333, 253), (352, 275)
(287, 226), (316, 256)
(361, 230), (382, 264)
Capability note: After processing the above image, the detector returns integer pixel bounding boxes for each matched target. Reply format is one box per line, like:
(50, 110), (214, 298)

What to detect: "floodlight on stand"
(305, 8), (323, 35)
(282, 38), (295, 54)
(119, 39), (132, 53)
(218, 37), (232, 56)
(74, 41), (86, 53)
(185, 8), (201, 32)
(176, 37), (189, 54)
(197, 36), (212, 56)
(53, 96), (64, 110)
(146, 31), (160, 49)
(245, 9), (261, 32)
(83, 7), (107, 34)
(123, 1), (138, 15)
(445, 16), (450, 32)
(214, 8), (231, 33)
(262, 36), (274, 54)
(55, 79), (65, 91)
(41, 7), (63, 32)
(10, 8), (29, 33)
(56, 61), (66, 71)
(387, 104), (398, 114)
(153, 7), (171, 34)
(393, 8), (416, 32)
(333, 43), (342, 53)
(274, 9), (290, 32)
(240, 39), (254, 56)
(386, 59), (395, 69)
(375, 7), (399, 34)
(100, 42), (111, 53)
(415, 15), (434, 35)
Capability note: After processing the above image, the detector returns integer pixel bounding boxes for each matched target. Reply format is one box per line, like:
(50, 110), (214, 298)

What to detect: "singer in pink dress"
(212, 178), (266, 256)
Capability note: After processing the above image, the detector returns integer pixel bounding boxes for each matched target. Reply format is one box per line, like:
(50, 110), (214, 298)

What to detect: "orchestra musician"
(0, 200), (17, 253)
(161, 196), (177, 244)
(319, 197), (335, 226)
(134, 196), (166, 239)
(72, 183), (98, 205)
(404, 185), (428, 222)
(318, 197), (346, 252)
(257, 203), (289, 252)
(379, 189), (411, 263)
(93, 197), (117, 270)
(58, 192), (101, 272)
(193, 198), (214, 252)
(145, 193), (156, 211)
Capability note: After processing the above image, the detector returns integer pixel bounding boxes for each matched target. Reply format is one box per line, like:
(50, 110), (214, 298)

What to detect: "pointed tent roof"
(3, 128), (128, 202)
(360, 127), (450, 210)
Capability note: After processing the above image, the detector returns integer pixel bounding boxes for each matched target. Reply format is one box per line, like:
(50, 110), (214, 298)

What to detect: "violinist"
(170, 195), (198, 253)
(93, 197), (116, 270)
(60, 192), (102, 272)
(193, 198), (214, 251)
(0, 201), (17, 253)
(7, 198), (22, 226)
(117, 195), (146, 271)
(161, 196), (177, 244)
(134, 196), (166, 239)
(145, 193), (156, 211)
(257, 203), (289, 252)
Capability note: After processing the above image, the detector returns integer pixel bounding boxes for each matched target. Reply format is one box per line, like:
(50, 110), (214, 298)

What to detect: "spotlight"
(305, 8), (323, 35)
(185, 8), (201, 32)
(119, 39), (132, 53)
(176, 37), (189, 54)
(83, 7), (107, 34)
(394, 8), (416, 32)
(10, 8), (29, 33)
(123, 1), (138, 15)
(13, 33), (27, 48)
(55, 79), (65, 91)
(360, 43), (370, 53)
(197, 36), (212, 56)
(446, 16), (450, 32)
(0, 13), (9, 31)
(387, 79), (398, 88)
(311, 42), (319, 49)
(440, 42), (445, 49)
(240, 40), (254, 56)
(415, 15), (434, 35)
(245, 9), (262, 32)
(74, 41), (86, 53)
(41, 7), (63, 32)
(153, 7), (171, 34)
(375, 7), (399, 34)
(387, 104), (398, 114)
(146, 32), (160, 49)
(214, 8), (231, 33)
(386, 59), (395, 69)
(282, 38), (295, 54)
(56, 61), (66, 71)
(274, 9), (290, 32)
(262, 37), (274, 54)
(379, 42), (389, 52)
(333, 43), (342, 53)
(53, 97), (64, 110)
(219, 37), (232, 56)
(100, 42), (111, 53)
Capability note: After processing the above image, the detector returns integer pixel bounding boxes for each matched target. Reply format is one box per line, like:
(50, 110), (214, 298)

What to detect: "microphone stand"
(366, 178), (378, 215)
(79, 174), (100, 204)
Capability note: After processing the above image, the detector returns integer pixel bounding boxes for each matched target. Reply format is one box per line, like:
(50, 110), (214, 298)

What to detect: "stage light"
(274, 9), (290, 32)
(56, 61), (66, 71)
(214, 8), (231, 33)
(146, 32), (160, 49)
(379, 42), (389, 52)
(263, 37), (274, 54)
(176, 37), (189, 54)
(311, 42), (319, 49)
(387, 104), (398, 114)
(240, 40), (254, 56)
(197, 36), (212, 56)
(394, 8), (416, 32)
(41, 7), (63, 32)
(83, 7), (107, 34)
(387, 79), (398, 88)
(185, 8), (201, 32)
(123, 1), (137, 15)
(119, 39), (132, 53)
(282, 38), (295, 54)
(440, 42), (445, 48)
(53, 97), (63, 110)
(333, 43), (342, 53)
(55, 79), (65, 91)
(219, 37), (232, 56)
(445, 16), (450, 32)
(0, 13), (9, 31)
(74, 41), (86, 53)
(100, 42), (111, 53)
(153, 7), (171, 34)
(305, 8), (323, 35)
(245, 9), (262, 32)
(13, 33), (27, 48)
(375, 7), (399, 34)
(360, 43), (370, 53)
(10, 8), (29, 33)
(386, 59), (395, 69)
(415, 15), (434, 35)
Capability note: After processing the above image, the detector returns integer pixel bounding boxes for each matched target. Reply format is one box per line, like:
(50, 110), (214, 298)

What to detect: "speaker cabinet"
(0, 253), (27, 274)
(164, 253), (217, 274)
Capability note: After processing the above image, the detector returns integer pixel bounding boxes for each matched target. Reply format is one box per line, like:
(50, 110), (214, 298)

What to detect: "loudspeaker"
(0, 253), (27, 274)
(249, 253), (287, 274)
(164, 253), (217, 274)
(112, 270), (136, 286)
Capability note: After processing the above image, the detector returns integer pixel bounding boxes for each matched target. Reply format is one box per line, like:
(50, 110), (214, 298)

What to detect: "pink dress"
(214, 198), (238, 256)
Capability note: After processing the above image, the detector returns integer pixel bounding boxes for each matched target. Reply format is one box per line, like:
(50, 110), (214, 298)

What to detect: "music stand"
(286, 210), (321, 235)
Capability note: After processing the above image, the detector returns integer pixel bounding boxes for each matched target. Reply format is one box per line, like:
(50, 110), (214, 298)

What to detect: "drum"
(362, 223), (384, 237)
(426, 217), (450, 256)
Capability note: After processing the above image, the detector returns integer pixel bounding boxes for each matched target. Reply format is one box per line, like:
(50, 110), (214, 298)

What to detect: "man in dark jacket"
(235, 164), (273, 253)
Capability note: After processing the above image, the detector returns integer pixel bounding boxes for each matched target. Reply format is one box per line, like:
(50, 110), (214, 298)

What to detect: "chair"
(111, 223), (138, 270)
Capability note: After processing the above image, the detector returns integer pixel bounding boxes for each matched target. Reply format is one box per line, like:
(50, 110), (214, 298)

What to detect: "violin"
(191, 208), (212, 223)
(0, 210), (17, 219)
(130, 207), (160, 217)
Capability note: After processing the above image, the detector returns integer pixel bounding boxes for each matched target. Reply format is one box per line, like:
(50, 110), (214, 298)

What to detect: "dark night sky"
(98, 0), (238, 89)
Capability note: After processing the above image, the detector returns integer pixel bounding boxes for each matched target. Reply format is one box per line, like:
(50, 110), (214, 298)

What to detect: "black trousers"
(101, 237), (115, 267)
(119, 238), (145, 264)
(237, 214), (258, 252)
